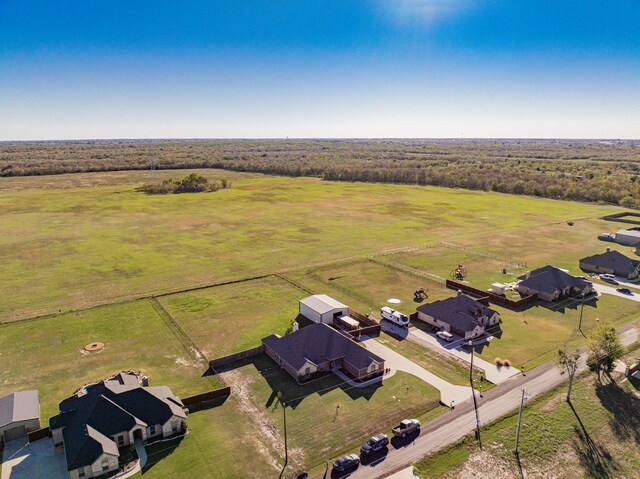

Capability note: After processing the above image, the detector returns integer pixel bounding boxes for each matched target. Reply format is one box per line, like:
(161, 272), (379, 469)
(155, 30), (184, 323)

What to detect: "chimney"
(606, 247), (611, 252)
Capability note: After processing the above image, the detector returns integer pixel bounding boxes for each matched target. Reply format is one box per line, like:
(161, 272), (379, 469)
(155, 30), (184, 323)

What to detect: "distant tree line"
(1, 139), (639, 208)
(138, 173), (230, 194)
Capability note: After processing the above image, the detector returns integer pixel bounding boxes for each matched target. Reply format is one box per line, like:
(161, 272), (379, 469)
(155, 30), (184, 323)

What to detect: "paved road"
(344, 361), (565, 479)
(408, 328), (521, 384)
(363, 337), (474, 406)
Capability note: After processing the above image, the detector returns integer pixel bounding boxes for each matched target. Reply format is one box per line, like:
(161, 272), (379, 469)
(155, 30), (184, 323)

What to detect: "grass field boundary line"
(368, 255), (447, 285)
(272, 273), (314, 295)
(371, 241), (526, 268)
(304, 269), (380, 310)
(147, 297), (218, 382)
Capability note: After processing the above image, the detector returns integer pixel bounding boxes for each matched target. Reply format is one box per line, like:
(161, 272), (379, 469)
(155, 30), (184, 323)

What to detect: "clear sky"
(1, 0), (639, 140)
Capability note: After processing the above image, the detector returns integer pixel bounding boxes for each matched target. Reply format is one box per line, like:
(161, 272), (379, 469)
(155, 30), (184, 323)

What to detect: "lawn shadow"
(595, 378), (640, 445)
(142, 435), (185, 474)
(569, 401), (619, 478)
(214, 353), (383, 410)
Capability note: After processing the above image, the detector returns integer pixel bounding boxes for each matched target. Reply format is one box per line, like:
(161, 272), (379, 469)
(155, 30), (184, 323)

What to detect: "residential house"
(49, 373), (187, 479)
(0, 390), (40, 444)
(262, 323), (384, 383)
(579, 249), (640, 280)
(415, 294), (500, 340)
(517, 265), (593, 302)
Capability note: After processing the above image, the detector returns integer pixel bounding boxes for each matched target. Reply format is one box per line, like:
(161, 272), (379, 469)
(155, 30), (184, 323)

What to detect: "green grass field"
(413, 373), (640, 479)
(0, 299), (216, 419)
(158, 275), (304, 358)
(227, 354), (445, 476)
(0, 170), (626, 322)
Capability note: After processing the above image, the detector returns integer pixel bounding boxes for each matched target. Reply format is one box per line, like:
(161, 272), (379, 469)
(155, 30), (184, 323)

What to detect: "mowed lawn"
(0, 170), (625, 322)
(474, 295), (640, 369)
(230, 354), (444, 476)
(0, 300), (215, 419)
(158, 275), (304, 358)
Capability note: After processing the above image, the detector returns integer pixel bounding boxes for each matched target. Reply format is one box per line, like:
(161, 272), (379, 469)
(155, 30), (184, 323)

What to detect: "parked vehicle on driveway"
(332, 454), (360, 472)
(616, 287), (633, 295)
(599, 274), (618, 283)
(380, 307), (410, 327)
(392, 419), (420, 437)
(360, 434), (389, 455)
(436, 331), (454, 342)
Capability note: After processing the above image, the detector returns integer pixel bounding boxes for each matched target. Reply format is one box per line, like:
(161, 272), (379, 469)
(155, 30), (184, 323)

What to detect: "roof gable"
(263, 323), (383, 371)
(580, 250), (640, 275)
(416, 295), (497, 333)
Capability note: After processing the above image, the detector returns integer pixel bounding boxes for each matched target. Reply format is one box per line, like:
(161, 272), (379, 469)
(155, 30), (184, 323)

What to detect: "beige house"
(50, 373), (187, 479)
(416, 294), (500, 340)
(517, 265), (593, 302)
(0, 390), (40, 444)
(262, 323), (385, 383)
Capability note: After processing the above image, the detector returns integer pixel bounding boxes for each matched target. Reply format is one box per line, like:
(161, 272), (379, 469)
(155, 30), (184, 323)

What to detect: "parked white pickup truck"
(380, 307), (410, 328)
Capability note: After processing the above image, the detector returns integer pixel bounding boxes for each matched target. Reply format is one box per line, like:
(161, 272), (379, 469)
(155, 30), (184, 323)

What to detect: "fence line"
(368, 255), (446, 285)
(208, 345), (265, 369)
(182, 387), (231, 407)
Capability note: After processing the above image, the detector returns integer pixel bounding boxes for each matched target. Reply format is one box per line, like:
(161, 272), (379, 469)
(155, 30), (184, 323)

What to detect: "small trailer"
(380, 307), (410, 328)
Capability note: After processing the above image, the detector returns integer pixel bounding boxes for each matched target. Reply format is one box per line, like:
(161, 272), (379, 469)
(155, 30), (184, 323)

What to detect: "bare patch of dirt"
(443, 448), (519, 479)
(220, 369), (306, 472)
(541, 392), (566, 412)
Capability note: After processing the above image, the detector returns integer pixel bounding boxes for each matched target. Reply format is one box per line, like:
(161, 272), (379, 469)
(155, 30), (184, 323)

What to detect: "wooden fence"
(28, 427), (51, 443)
(209, 345), (265, 369)
(445, 280), (538, 308)
(348, 308), (377, 327)
(346, 324), (381, 339)
(183, 387), (231, 409)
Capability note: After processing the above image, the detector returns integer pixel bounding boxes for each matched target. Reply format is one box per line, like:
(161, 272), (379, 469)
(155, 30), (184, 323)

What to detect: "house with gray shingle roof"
(579, 249), (640, 279)
(262, 323), (385, 383)
(517, 265), (593, 302)
(415, 294), (500, 340)
(49, 373), (187, 479)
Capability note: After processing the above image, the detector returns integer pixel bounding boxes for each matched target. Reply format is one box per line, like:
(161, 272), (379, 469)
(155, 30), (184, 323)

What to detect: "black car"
(616, 287), (633, 295)
(332, 454), (360, 472)
(360, 434), (389, 455)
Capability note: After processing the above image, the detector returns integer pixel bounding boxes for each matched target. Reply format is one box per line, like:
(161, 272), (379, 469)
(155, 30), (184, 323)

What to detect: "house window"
(78, 468), (86, 478)
(371, 363), (378, 371)
(172, 421), (179, 433)
(102, 459), (110, 471)
(149, 425), (156, 436)
(304, 367), (311, 375)
(117, 435), (125, 446)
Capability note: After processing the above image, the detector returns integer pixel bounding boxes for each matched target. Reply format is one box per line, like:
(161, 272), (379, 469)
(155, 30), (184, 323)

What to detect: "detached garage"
(299, 295), (349, 325)
(0, 390), (40, 444)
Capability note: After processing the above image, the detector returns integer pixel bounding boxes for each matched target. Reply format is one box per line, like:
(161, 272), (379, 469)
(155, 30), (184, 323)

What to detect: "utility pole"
(278, 392), (288, 479)
(469, 339), (482, 449)
(514, 389), (528, 455)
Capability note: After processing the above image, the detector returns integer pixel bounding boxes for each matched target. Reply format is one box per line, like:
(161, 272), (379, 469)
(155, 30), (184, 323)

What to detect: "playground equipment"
(451, 264), (468, 280)
(413, 287), (429, 302)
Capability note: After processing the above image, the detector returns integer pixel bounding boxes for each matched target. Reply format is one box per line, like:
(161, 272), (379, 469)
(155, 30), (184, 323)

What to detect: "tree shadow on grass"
(595, 378), (640, 445)
(569, 401), (619, 479)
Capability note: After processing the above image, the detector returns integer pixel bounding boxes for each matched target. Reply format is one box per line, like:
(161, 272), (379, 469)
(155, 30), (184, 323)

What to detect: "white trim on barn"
(299, 295), (349, 324)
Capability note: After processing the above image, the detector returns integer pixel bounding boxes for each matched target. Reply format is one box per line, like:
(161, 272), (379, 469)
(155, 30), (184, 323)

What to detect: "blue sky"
(1, 0), (639, 139)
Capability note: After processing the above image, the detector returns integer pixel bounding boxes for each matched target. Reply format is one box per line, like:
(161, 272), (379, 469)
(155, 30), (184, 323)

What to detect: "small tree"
(586, 321), (623, 379)
(558, 348), (580, 402)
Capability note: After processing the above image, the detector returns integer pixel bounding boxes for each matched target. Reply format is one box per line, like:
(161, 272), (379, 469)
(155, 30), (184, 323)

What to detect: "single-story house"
(517, 265), (593, 302)
(415, 294), (500, 340)
(0, 390), (40, 444)
(262, 323), (384, 383)
(50, 373), (187, 479)
(615, 229), (640, 246)
(579, 249), (640, 280)
(299, 294), (349, 325)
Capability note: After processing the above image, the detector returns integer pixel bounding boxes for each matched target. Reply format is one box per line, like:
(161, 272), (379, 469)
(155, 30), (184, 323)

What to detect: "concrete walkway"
(408, 328), (521, 384)
(1, 438), (67, 479)
(362, 337), (474, 406)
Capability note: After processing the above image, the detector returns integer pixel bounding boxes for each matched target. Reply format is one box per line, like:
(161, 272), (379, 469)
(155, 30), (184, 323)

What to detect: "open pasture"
(0, 170), (625, 322)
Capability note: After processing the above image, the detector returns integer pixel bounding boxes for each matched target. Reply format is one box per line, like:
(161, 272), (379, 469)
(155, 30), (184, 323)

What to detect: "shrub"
(495, 357), (504, 367)
(503, 359), (511, 367)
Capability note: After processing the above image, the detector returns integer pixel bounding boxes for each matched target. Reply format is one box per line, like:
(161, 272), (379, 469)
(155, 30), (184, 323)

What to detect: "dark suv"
(332, 454), (360, 472)
(360, 434), (389, 455)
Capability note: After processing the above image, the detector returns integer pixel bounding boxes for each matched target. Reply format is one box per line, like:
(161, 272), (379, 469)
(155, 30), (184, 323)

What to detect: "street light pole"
(469, 339), (482, 449)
